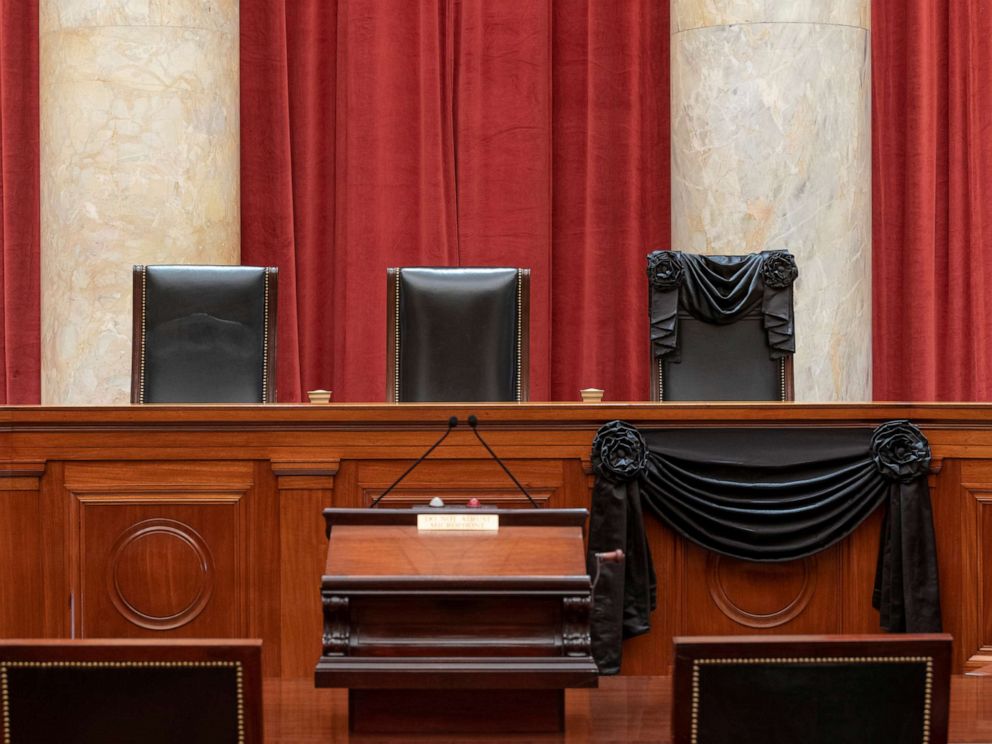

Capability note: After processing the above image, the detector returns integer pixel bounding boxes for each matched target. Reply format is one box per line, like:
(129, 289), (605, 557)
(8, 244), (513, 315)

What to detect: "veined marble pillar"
(40, 1), (240, 404)
(671, 1), (871, 401)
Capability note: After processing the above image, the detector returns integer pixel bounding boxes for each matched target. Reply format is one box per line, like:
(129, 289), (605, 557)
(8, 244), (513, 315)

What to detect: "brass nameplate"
(417, 514), (499, 532)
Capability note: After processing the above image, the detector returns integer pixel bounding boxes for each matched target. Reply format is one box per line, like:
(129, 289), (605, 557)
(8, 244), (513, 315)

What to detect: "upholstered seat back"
(387, 267), (529, 402)
(132, 265), (278, 403)
(661, 311), (784, 401)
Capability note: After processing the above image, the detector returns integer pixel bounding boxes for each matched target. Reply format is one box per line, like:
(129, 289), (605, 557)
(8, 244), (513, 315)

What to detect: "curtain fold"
(587, 420), (941, 674)
(0, 0), (40, 403)
(873, 0), (992, 400)
(241, 0), (668, 401)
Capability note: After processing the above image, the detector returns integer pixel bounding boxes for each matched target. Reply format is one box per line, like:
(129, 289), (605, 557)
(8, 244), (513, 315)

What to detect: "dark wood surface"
(3, 403), (992, 676)
(325, 525), (587, 577)
(261, 674), (992, 743)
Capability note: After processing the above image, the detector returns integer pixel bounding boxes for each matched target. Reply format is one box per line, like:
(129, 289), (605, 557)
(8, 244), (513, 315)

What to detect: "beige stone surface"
(40, 1), (239, 404)
(671, 10), (871, 401)
(672, 0), (869, 32)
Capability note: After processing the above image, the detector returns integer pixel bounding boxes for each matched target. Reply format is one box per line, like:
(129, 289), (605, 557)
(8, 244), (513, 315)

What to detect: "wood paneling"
(0, 462), (46, 637)
(66, 462), (252, 643)
(2, 403), (992, 677)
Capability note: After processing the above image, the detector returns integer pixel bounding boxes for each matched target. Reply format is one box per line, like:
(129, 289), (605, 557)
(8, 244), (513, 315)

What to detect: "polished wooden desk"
(315, 508), (598, 733)
(2, 403), (992, 676)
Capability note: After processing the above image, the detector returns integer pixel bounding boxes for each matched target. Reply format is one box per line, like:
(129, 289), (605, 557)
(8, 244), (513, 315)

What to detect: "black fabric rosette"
(760, 250), (799, 289)
(871, 420), (931, 483)
(591, 420), (648, 483)
(646, 250), (685, 290)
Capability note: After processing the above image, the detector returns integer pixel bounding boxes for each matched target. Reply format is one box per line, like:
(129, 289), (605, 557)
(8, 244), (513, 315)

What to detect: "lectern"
(314, 508), (599, 734)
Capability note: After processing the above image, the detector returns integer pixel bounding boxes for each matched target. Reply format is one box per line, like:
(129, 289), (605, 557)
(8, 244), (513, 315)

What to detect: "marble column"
(671, 1), (871, 401)
(40, 1), (240, 404)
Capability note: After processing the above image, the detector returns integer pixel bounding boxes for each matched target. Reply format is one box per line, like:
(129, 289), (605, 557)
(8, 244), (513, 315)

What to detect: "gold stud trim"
(516, 269), (523, 403)
(394, 269), (401, 401)
(780, 358), (786, 401)
(139, 266), (147, 404)
(689, 655), (935, 744)
(262, 269), (271, 402)
(1, 660), (246, 744)
(1, 667), (8, 744)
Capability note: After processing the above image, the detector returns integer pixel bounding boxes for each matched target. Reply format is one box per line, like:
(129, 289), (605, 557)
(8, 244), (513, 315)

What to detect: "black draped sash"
(587, 421), (941, 674)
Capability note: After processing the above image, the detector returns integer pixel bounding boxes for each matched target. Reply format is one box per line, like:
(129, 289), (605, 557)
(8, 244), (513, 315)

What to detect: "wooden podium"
(314, 508), (599, 734)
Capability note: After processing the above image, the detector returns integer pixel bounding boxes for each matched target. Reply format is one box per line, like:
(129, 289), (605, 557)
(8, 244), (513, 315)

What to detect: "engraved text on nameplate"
(416, 514), (499, 531)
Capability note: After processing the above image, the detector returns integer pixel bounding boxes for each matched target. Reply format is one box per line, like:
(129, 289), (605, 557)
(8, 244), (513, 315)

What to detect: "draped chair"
(646, 250), (797, 401)
(0, 640), (262, 743)
(131, 265), (278, 403)
(386, 267), (529, 402)
(672, 635), (951, 744)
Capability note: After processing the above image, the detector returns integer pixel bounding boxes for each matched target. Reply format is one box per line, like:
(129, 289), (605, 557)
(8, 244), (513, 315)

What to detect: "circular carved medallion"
(706, 553), (816, 629)
(108, 518), (214, 630)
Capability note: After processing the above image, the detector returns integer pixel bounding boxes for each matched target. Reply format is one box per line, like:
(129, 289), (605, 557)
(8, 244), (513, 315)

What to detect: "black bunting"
(587, 420), (941, 674)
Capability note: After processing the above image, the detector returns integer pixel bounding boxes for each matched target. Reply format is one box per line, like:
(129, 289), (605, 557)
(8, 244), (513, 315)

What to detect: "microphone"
(369, 416), (458, 507)
(467, 415), (539, 508)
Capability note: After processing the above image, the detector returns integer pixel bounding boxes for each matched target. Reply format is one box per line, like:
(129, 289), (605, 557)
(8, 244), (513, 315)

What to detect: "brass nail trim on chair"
(394, 268), (401, 402)
(139, 265), (147, 404)
(262, 269), (270, 402)
(516, 269), (523, 403)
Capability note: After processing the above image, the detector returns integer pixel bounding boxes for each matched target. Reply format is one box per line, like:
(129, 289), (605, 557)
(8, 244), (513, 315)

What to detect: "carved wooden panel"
(942, 459), (992, 670)
(680, 542), (842, 636)
(0, 463), (47, 637)
(65, 462), (252, 641)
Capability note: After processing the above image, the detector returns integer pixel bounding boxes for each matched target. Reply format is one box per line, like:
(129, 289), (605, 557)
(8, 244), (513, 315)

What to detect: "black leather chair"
(647, 250), (797, 401)
(131, 265), (278, 403)
(386, 267), (529, 402)
(0, 640), (262, 743)
(672, 634), (951, 744)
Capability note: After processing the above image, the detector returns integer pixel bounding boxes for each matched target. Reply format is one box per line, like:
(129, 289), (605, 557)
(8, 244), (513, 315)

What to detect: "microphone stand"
(369, 416), (459, 507)
(467, 414), (540, 508)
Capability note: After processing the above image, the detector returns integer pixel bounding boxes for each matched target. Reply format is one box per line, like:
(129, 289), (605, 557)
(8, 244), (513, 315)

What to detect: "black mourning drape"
(587, 420), (941, 674)
(646, 250), (797, 363)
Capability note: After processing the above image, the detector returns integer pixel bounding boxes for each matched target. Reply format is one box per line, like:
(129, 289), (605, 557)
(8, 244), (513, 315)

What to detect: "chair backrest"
(647, 250), (796, 401)
(131, 265), (278, 403)
(672, 634), (951, 744)
(0, 640), (262, 743)
(386, 267), (529, 402)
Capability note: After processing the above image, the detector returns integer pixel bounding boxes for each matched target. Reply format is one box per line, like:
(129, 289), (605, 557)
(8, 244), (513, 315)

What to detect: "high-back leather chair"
(386, 267), (529, 402)
(131, 265), (278, 403)
(647, 250), (797, 401)
(672, 635), (951, 744)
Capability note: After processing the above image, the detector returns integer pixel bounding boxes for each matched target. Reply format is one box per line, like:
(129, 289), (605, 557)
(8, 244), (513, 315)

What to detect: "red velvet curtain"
(241, 0), (668, 402)
(0, 0), (39, 403)
(873, 0), (992, 400)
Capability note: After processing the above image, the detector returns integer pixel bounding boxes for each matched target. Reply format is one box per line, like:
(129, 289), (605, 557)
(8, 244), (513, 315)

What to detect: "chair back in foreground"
(386, 267), (529, 402)
(0, 639), (262, 744)
(672, 634), (951, 744)
(647, 250), (796, 401)
(131, 265), (278, 403)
